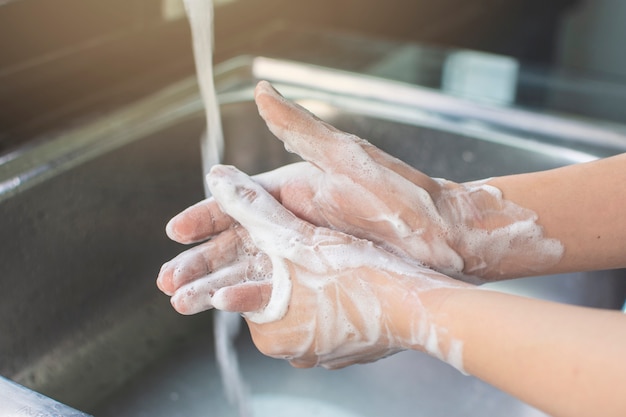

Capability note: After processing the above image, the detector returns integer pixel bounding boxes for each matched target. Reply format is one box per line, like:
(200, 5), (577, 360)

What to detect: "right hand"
(167, 81), (562, 282)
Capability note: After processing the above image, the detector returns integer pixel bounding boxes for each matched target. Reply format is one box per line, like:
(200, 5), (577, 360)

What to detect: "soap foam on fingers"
(207, 164), (469, 373)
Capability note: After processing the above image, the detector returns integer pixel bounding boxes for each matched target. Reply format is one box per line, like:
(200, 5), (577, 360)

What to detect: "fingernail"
(166, 212), (197, 243)
(207, 165), (253, 198)
(165, 217), (179, 240)
(256, 80), (282, 98)
(206, 165), (230, 194)
(211, 287), (230, 311)
(156, 262), (172, 294)
(208, 164), (227, 177)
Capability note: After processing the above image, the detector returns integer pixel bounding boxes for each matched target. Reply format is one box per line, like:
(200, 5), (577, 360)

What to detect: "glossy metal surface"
(0, 376), (91, 417)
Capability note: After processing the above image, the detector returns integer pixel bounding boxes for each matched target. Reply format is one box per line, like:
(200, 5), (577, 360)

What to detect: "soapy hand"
(166, 81), (562, 282)
(158, 165), (468, 369)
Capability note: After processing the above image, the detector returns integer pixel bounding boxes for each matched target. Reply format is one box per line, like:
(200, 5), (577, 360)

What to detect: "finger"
(169, 262), (247, 315)
(254, 81), (370, 176)
(157, 227), (251, 295)
(166, 162), (316, 245)
(255, 81), (440, 194)
(166, 197), (234, 244)
(211, 281), (273, 313)
(206, 164), (313, 251)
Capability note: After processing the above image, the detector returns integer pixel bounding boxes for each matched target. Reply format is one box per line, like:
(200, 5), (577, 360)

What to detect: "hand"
(165, 81), (563, 282)
(157, 165), (469, 369)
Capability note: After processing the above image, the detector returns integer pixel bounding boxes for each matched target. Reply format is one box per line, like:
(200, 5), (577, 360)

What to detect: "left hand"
(157, 165), (469, 369)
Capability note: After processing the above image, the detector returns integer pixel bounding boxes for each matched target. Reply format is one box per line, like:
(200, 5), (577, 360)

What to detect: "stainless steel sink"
(2, 51), (626, 416)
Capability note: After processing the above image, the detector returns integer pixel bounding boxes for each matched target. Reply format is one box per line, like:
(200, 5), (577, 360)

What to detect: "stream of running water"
(183, 1), (252, 416)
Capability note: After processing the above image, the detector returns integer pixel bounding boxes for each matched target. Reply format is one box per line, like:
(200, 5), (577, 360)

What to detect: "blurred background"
(1, 0), (625, 155)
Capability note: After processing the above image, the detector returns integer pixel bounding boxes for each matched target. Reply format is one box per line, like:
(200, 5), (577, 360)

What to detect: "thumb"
(206, 164), (313, 255)
(206, 164), (302, 323)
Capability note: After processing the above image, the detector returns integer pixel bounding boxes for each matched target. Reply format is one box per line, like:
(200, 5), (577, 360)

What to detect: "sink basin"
(1, 52), (625, 416)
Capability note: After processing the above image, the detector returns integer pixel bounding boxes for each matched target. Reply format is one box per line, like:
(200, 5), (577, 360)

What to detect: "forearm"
(422, 287), (626, 417)
(488, 153), (626, 275)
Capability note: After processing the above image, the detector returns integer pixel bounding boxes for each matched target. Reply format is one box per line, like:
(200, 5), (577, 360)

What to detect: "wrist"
(435, 177), (564, 281)
(392, 275), (474, 372)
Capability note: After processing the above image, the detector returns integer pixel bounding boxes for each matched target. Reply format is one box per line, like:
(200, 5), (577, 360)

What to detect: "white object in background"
(443, 50), (519, 105)
(162, 0), (186, 21)
(162, 0), (236, 21)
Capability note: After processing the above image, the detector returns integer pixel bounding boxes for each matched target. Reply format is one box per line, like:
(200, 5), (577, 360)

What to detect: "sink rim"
(3, 55), (626, 204)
